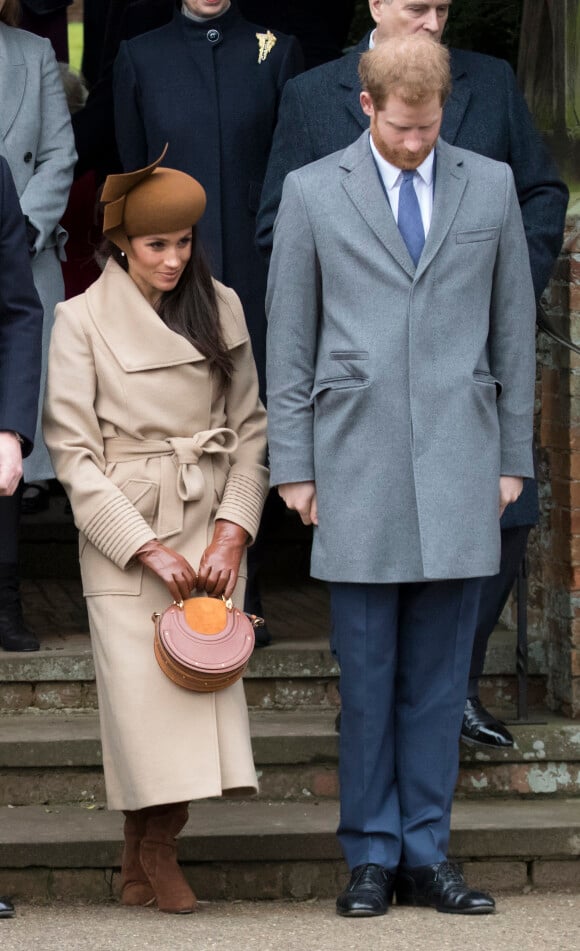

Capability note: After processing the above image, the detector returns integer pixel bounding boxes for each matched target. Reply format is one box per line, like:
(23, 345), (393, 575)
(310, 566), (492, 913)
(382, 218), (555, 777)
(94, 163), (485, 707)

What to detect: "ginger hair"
(359, 35), (452, 109)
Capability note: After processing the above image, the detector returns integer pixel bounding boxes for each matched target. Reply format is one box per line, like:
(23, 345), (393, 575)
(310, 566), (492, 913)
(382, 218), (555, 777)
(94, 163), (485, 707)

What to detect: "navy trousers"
(330, 578), (481, 871)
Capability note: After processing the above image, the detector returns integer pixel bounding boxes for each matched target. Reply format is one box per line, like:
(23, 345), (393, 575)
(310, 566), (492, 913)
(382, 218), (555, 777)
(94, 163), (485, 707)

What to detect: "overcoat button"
(24, 152), (32, 163)
(206, 28), (221, 43)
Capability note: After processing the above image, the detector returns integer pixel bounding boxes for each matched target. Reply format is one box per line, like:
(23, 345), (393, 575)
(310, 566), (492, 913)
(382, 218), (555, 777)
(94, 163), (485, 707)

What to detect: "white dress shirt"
(369, 136), (435, 238)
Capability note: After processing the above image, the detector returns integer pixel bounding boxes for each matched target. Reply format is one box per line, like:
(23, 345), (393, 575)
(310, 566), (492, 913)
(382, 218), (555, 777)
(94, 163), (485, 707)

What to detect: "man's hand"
(278, 481), (318, 526)
(0, 432), (23, 496)
(499, 476), (523, 517)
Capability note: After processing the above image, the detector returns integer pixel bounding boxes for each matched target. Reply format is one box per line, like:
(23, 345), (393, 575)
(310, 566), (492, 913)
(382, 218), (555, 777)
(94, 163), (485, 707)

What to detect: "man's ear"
(368, 0), (383, 26)
(360, 90), (375, 118)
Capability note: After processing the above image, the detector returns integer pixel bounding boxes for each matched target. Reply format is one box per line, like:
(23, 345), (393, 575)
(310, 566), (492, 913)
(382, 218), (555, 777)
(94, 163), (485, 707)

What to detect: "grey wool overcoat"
(43, 261), (268, 810)
(266, 134), (536, 584)
(0, 22), (76, 481)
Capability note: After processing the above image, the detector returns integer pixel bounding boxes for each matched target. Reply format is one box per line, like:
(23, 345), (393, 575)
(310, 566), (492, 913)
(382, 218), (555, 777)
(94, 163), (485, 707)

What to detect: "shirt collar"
(369, 135), (435, 189)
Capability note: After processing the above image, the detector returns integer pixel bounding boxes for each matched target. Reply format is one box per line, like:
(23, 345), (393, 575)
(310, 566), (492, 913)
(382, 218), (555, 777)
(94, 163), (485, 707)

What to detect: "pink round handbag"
(152, 596), (259, 692)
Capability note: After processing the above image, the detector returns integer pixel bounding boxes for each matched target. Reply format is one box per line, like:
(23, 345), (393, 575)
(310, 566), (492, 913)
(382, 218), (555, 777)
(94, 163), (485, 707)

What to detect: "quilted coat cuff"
(83, 495), (157, 570)
(216, 464), (269, 544)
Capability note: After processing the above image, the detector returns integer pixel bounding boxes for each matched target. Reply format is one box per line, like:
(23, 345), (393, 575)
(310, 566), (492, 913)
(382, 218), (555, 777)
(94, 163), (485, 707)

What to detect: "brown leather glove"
(134, 539), (196, 602)
(196, 519), (249, 599)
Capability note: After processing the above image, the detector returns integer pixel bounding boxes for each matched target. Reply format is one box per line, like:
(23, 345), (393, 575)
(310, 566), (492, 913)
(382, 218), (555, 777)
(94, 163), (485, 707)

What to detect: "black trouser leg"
(468, 525), (531, 695)
(0, 485), (39, 651)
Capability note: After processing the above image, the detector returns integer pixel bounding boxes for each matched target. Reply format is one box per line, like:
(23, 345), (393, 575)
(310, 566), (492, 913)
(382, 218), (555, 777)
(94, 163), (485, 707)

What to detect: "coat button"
(206, 28), (221, 44)
(24, 152), (33, 163)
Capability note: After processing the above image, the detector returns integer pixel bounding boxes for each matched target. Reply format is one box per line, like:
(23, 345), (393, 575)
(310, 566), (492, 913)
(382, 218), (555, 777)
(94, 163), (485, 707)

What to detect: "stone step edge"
(1, 710), (578, 769)
(0, 800), (578, 869)
(0, 633), (547, 682)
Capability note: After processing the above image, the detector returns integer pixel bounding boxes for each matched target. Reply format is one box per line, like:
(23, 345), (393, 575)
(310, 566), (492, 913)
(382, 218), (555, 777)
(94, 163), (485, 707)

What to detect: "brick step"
(1, 709), (578, 806)
(0, 627), (547, 715)
(0, 799), (578, 902)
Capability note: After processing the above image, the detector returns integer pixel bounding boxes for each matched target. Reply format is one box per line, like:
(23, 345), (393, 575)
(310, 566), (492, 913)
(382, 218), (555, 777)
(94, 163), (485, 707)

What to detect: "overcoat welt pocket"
(473, 370), (503, 397)
(456, 228), (499, 244)
(310, 376), (369, 402)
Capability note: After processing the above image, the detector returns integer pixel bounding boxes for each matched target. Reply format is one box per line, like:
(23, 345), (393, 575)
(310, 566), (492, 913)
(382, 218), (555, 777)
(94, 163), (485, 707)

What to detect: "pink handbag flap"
(158, 599), (254, 673)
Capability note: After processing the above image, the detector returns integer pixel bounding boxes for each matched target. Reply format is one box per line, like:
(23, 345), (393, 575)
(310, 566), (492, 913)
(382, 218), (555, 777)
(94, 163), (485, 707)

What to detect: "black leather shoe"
(336, 864), (395, 917)
(0, 604), (40, 652)
(0, 896), (15, 918)
(396, 861), (495, 914)
(461, 696), (514, 748)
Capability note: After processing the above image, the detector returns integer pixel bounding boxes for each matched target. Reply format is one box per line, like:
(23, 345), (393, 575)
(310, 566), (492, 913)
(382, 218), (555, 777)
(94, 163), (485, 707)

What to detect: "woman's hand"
(134, 539), (196, 602)
(196, 519), (249, 599)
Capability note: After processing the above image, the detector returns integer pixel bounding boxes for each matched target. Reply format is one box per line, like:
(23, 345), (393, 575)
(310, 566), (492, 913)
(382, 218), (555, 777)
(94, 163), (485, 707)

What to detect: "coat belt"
(103, 429), (239, 538)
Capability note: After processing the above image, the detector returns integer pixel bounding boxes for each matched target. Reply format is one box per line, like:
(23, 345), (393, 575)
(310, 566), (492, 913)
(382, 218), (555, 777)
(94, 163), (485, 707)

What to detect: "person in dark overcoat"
(0, 155), (42, 916)
(0, 155), (43, 652)
(257, 0), (569, 727)
(113, 0), (302, 400)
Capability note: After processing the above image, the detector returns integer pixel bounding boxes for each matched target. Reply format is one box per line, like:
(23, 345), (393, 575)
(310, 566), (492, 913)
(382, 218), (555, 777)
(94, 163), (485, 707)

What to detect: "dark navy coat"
(0, 157), (43, 455)
(113, 5), (303, 397)
(258, 34), (570, 528)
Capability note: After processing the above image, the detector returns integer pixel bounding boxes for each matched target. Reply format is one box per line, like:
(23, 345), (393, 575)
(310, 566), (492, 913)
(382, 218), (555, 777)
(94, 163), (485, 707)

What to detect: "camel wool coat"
(43, 259), (268, 810)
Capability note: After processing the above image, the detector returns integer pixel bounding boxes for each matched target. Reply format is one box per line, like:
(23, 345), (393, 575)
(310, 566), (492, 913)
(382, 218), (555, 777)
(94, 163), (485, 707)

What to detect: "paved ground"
(1, 896), (580, 951)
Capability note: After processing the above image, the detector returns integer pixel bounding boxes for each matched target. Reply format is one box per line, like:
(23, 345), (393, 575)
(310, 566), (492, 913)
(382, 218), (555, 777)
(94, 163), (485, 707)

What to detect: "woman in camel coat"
(43, 153), (268, 914)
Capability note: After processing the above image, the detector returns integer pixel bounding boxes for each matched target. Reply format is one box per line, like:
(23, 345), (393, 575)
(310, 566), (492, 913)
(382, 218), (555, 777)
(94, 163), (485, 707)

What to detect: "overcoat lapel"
(0, 28), (26, 141)
(441, 53), (472, 144)
(340, 135), (416, 280)
(85, 260), (207, 370)
(415, 139), (467, 279)
(340, 37), (370, 133)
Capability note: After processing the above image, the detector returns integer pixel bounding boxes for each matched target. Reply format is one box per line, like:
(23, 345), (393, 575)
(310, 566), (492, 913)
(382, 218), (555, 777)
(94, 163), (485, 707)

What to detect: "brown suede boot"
(139, 802), (196, 914)
(120, 810), (155, 907)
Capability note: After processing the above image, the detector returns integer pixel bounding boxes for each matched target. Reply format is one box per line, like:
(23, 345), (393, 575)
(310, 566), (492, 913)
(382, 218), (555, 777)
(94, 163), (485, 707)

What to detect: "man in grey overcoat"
(258, 0), (568, 747)
(266, 36), (536, 918)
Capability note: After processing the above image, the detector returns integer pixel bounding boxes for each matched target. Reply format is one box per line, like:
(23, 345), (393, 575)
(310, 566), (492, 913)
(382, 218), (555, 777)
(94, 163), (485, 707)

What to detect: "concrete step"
(0, 799), (578, 902)
(1, 709), (578, 806)
(0, 624), (547, 715)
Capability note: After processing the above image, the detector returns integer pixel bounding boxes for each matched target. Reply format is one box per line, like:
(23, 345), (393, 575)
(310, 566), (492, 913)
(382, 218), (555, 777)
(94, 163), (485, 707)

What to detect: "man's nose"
(421, 10), (440, 33)
(404, 131), (423, 152)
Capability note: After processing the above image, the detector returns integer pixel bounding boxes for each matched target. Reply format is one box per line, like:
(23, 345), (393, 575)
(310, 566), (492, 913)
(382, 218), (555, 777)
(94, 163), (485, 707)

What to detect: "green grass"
(68, 22), (83, 73)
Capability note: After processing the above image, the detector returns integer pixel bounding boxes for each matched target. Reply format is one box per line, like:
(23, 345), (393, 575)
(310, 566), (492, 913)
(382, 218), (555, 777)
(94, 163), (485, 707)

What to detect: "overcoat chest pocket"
(456, 228), (499, 244)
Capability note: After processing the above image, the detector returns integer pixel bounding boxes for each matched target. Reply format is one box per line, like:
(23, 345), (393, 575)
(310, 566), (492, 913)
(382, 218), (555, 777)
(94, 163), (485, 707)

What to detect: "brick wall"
(528, 211), (580, 717)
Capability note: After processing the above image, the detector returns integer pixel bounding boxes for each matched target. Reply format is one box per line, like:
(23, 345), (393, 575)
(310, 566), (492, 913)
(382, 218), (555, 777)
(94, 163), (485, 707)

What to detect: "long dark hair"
(101, 230), (234, 391)
(0, 0), (20, 26)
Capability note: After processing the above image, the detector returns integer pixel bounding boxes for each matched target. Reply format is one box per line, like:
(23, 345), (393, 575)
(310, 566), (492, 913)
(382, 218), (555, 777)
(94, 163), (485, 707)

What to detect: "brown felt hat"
(101, 145), (207, 254)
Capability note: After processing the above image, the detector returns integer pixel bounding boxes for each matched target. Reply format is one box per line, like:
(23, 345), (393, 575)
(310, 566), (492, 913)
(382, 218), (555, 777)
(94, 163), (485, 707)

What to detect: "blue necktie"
(398, 170), (425, 266)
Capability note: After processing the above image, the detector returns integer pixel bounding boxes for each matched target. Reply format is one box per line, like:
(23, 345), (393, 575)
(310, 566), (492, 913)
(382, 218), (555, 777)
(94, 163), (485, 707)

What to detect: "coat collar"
(339, 133), (466, 280)
(339, 33), (371, 133)
(0, 24), (26, 141)
(85, 259), (247, 371)
(338, 38), (473, 144)
(442, 48), (473, 144)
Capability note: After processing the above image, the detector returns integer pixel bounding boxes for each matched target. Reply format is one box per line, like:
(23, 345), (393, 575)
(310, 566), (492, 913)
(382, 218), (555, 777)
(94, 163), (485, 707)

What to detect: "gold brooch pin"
(256, 30), (277, 64)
